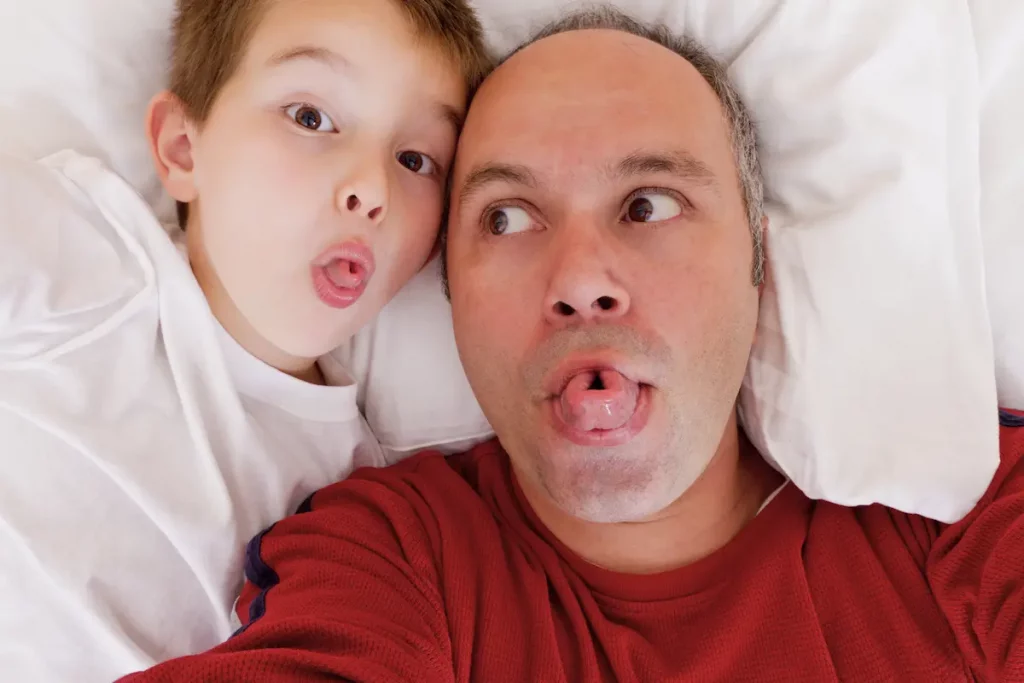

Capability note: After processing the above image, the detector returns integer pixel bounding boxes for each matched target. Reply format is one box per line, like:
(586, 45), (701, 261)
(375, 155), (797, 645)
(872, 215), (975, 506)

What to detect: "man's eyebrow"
(267, 46), (351, 72)
(614, 150), (719, 188)
(458, 163), (539, 208)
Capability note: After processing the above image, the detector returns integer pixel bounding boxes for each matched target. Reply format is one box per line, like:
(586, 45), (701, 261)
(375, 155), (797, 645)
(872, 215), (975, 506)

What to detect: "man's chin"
(536, 443), (677, 524)
(552, 481), (678, 525)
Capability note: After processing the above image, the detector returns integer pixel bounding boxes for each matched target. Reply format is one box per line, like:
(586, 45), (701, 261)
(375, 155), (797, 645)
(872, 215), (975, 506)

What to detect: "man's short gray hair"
(441, 5), (766, 296)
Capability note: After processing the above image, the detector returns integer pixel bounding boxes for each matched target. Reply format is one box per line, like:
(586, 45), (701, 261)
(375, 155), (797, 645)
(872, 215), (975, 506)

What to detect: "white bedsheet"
(971, 0), (1024, 410)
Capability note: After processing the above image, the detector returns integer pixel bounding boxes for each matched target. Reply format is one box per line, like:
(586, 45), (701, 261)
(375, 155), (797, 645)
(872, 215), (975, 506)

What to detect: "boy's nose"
(337, 163), (389, 225)
(343, 192), (385, 223)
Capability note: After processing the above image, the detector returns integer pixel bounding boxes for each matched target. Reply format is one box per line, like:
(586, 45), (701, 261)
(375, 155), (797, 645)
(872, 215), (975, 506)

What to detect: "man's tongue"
(559, 369), (640, 432)
(324, 259), (364, 289)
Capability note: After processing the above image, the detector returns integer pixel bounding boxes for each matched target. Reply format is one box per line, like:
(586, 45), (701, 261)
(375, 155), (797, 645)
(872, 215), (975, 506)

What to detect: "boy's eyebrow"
(269, 47), (461, 135)
(437, 104), (464, 135)
(268, 46), (351, 72)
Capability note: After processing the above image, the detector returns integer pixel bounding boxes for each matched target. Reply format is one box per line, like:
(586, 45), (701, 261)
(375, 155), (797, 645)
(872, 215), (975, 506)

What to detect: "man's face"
(185, 0), (465, 361)
(448, 29), (761, 524)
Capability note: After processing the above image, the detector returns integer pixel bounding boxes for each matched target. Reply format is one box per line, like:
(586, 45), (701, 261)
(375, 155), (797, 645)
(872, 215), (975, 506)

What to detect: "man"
(123, 7), (1024, 683)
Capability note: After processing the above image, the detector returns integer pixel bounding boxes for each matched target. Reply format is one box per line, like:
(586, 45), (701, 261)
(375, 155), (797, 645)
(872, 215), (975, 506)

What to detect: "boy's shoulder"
(0, 150), (176, 366)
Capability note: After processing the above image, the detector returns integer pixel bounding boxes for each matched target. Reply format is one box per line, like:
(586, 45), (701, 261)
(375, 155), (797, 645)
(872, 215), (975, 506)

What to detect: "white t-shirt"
(0, 151), (385, 681)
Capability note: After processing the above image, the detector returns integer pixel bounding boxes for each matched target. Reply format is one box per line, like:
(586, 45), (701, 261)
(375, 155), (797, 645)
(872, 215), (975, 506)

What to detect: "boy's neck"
(186, 232), (325, 386)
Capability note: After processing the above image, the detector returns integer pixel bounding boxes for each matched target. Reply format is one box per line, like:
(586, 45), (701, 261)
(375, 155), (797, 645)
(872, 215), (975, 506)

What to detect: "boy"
(0, 0), (490, 681)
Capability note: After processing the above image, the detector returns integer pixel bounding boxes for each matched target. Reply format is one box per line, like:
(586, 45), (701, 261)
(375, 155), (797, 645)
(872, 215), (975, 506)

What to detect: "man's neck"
(519, 418), (784, 575)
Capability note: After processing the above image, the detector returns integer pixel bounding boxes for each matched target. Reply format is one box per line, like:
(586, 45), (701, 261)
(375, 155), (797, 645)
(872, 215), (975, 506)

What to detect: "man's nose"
(543, 225), (631, 325)
(336, 155), (389, 225)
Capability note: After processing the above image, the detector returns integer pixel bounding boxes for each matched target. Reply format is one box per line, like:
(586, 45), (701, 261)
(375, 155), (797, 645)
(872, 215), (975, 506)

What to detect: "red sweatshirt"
(122, 411), (1024, 682)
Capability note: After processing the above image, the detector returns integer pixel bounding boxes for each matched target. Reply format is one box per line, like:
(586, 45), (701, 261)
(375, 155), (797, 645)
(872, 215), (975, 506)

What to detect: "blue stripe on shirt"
(231, 494), (320, 638)
(231, 525), (280, 637)
(1000, 410), (1024, 428)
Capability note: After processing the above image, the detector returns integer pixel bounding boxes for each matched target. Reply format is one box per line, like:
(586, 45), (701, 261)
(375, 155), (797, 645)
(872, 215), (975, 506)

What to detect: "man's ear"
(146, 91), (199, 204)
(757, 214), (769, 297)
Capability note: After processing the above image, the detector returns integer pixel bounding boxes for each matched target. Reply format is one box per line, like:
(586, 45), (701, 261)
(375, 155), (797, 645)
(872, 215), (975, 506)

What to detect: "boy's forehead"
(244, 0), (412, 62)
(241, 0), (466, 103)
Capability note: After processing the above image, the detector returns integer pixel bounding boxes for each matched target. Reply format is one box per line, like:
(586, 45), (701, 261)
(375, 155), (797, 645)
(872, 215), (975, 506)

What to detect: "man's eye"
(624, 191), (683, 223)
(485, 206), (533, 236)
(285, 104), (337, 133)
(397, 151), (436, 176)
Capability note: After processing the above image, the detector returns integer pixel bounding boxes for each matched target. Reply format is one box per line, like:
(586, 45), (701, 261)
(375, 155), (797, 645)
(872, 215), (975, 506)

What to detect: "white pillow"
(0, 0), (1000, 522)
(332, 257), (492, 462)
(0, 0), (177, 223)
(970, 0), (1024, 411)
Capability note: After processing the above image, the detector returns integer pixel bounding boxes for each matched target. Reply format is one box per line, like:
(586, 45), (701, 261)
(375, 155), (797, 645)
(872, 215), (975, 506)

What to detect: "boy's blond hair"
(169, 0), (493, 227)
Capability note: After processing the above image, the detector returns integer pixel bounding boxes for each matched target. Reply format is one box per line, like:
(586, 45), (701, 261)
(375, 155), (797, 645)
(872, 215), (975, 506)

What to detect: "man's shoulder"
(366, 437), (505, 479)
(986, 409), (1024, 496)
(309, 438), (508, 522)
(1001, 409), (1024, 431)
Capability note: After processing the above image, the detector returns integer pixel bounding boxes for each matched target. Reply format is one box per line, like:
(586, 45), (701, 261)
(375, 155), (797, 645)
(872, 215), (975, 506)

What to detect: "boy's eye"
(622, 190), (683, 223)
(285, 104), (337, 133)
(397, 151), (436, 176)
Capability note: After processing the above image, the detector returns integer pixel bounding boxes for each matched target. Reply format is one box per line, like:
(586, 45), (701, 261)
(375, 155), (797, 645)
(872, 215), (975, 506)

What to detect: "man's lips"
(549, 380), (652, 447)
(542, 356), (649, 398)
(560, 369), (641, 431)
(542, 356), (653, 446)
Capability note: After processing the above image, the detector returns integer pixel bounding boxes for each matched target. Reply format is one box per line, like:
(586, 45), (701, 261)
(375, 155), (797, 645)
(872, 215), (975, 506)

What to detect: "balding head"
(444, 9), (766, 525)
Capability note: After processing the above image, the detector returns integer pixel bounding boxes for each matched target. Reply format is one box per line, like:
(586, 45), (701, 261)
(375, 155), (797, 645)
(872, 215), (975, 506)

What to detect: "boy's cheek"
(385, 221), (442, 290)
(389, 184), (444, 267)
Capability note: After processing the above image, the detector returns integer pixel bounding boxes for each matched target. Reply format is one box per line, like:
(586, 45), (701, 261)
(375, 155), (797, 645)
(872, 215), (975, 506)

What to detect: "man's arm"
(928, 410), (1024, 681)
(119, 471), (455, 683)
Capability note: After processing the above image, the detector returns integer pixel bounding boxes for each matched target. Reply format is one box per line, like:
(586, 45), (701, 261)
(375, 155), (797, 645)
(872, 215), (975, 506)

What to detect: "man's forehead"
(456, 30), (731, 184)
(477, 30), (715, 106)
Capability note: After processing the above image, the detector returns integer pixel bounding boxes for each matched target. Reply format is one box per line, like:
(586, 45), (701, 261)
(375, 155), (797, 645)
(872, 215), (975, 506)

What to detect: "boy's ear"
(146, 91), (198, 204)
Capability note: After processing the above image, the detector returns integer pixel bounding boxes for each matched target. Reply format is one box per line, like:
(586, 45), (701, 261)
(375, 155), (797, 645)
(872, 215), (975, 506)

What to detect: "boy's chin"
(236, 306), (362, 372)
(270, 320), (360, 360)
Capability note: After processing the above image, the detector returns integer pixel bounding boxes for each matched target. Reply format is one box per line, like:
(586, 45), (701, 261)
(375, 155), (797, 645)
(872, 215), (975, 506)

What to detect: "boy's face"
(158, 0), (467, 368)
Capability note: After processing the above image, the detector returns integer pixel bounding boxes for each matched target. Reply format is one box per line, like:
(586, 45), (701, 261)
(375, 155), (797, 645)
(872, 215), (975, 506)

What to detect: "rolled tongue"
(324, 259), (365, 289)
(559, 369), (640, 432)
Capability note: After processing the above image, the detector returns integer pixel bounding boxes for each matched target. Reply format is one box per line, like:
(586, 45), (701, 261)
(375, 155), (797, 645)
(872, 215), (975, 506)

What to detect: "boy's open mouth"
(322, 258), (368, 290)
(311, 242), (376, 309)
